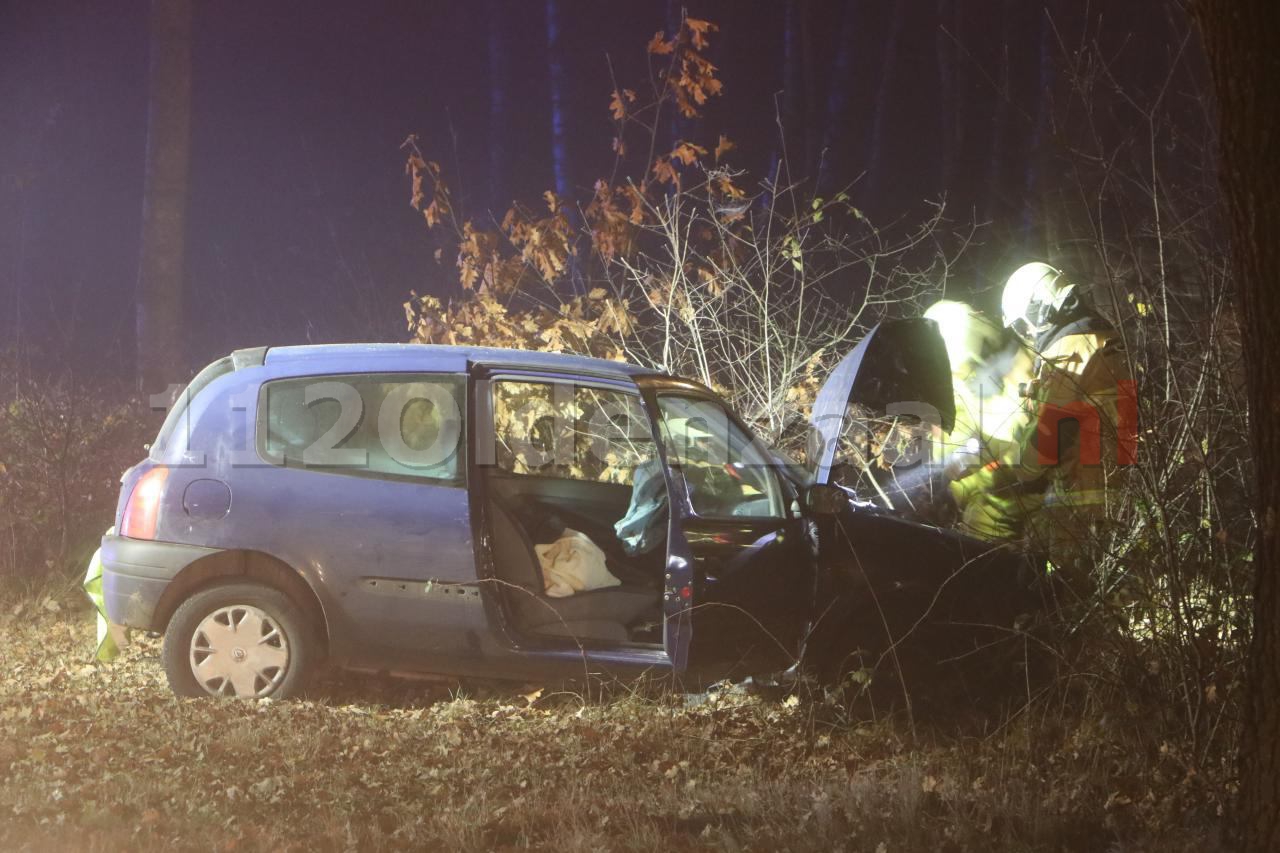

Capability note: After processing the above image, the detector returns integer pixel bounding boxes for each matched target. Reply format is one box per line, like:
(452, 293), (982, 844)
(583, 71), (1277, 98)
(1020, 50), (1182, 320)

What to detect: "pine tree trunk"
(948, 0), (966, 189)
(1192, 2), (1280, 850)
(864, 1), (904, 203)
(780, 0), (803, 175)
(934, 0), (955, 193)
(486, 0), (509, 213)
(1024, 4), (1056, 253)
(798, 0), (819, 178)
(983, 0), (1014, 223)
(135, 0), (192, 394)
(817, 0), (859, 192)
(545, 0), (570, 199)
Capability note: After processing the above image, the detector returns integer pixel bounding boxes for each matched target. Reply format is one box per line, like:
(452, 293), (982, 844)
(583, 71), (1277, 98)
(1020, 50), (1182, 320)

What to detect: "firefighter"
(997, 262), (1135, 571)
(925, 300), (1032, 461)
(924, 299), (1039, 541)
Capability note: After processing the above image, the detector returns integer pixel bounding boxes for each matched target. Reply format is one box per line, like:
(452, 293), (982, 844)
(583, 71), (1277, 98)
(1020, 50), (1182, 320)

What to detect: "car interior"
(482, 379), (668, 646)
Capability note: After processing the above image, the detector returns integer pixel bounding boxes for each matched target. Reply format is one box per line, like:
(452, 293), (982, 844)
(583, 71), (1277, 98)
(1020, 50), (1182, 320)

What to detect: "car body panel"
(101, 338), (1041, 691)
(100, 534), (221, 628)
(198, 465), (479, 671)
(263, 343), (656, 380)
(801, 505), (1042, 683)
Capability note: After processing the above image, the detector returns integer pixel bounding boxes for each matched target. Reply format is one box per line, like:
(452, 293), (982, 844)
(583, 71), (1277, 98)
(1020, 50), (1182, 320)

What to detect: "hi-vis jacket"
(1021, 309), (1135, 518)
(951, 306), (1135, 543)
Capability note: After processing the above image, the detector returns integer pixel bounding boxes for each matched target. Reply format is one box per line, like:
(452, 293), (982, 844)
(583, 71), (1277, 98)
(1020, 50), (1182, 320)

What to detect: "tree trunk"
(1023, 4), (1056, 253)
(864, 1), (904, 204)
(948, 0), (966, 195)
(545, 0), (570, 200)
(1192, 3), (1280, 850)
(983, 0), (1014, 224)
(486, 0), (509, 214)
(798, 0), (819, 178)
(817, 0), (859, 192)
(934, 0), (955, 194)
(780, 0), (803, 176)
(135, 0), (192, 395)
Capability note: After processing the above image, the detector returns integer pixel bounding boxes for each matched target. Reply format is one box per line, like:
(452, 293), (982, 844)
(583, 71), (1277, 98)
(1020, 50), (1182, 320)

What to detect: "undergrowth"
(0, 591), (1231, 852)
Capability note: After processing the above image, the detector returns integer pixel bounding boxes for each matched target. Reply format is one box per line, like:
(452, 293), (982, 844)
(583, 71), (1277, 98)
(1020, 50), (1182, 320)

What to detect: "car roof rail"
(230, 346), (269, 370)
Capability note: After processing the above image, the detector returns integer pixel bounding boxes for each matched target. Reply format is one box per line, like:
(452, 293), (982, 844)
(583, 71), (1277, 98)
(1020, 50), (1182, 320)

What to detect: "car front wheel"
(163, 582), (316, 699)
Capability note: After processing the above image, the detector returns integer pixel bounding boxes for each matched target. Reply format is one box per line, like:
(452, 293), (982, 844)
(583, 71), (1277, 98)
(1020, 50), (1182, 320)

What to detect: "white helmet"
(1001, 262), (1073, 340)
(924, 299), (1004, 375)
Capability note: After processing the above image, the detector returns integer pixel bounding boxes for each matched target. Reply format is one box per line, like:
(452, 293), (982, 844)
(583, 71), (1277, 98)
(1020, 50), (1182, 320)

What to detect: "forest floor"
(0, 587), (1232, 852)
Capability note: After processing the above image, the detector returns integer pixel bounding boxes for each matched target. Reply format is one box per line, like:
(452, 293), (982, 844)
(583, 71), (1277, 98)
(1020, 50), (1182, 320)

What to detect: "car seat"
(487, 495), (657, 643)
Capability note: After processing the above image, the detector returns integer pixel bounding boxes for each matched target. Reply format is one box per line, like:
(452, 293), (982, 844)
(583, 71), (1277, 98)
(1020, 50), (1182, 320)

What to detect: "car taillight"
(121, 467), (169, 540)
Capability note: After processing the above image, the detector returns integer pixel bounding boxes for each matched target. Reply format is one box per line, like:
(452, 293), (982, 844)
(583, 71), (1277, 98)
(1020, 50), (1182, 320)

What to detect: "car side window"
(655, 395), (786, 519)
(259, 374), (465, 485)
(150, 356), (235, 458)
(491, 380), (655, 483)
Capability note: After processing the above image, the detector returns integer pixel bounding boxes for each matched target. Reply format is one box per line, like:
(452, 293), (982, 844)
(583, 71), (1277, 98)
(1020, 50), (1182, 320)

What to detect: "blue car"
(102, 322), (1038, 699)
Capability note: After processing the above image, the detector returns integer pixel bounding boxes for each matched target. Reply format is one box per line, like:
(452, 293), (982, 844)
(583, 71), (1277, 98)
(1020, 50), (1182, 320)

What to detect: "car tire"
(163, 582), (317, 699)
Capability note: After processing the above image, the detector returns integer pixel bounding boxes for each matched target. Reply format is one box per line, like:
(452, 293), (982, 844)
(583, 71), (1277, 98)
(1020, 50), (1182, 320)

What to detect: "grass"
(0, 588), (1232, 852)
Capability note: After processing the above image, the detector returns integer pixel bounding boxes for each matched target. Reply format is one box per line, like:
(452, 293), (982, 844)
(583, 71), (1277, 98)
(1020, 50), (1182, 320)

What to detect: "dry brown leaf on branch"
(716, 173), (746, 201)
(714, 134), (735, 163)
(671, 142), (707, 166)
(457, 223), (500, 290)
(406, 153), (427, 209)
(647, 31), (673, 55)
(652, 157), (678, 186)
(609, 88), (636, 120)
(404, 149), (452, 228)
(684, 18), (717, 50)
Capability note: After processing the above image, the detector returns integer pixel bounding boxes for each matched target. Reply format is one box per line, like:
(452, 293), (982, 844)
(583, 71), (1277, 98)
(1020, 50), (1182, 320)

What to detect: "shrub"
(401, 14), (961, 455)
(0, 359), (153, 583)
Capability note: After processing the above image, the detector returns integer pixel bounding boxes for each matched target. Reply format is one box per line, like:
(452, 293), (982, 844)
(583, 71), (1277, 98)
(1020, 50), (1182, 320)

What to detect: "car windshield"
(654, 394), (786, 519)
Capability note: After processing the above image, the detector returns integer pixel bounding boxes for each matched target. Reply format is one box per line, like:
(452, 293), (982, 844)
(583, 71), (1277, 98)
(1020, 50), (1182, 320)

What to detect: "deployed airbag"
(614, 458), (669, 556)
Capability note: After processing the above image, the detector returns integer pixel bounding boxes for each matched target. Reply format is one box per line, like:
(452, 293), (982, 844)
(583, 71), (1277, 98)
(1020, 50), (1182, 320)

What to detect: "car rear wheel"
(163, 582), (316, 699)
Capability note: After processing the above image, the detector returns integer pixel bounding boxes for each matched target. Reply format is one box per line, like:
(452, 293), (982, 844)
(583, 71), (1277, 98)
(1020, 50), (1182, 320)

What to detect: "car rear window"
(150, 356), (235, 459)
(258, 373), (465, 486)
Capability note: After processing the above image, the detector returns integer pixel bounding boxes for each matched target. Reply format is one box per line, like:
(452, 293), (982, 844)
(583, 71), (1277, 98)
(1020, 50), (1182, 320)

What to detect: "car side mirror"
(803, 483), (847, 516)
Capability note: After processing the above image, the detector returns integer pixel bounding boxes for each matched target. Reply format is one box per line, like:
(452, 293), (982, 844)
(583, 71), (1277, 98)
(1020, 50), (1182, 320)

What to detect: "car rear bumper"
(100, 534), (221, 630)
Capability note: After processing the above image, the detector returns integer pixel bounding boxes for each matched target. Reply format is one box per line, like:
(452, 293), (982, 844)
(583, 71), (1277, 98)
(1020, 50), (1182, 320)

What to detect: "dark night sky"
(0, 1), (1193, 381)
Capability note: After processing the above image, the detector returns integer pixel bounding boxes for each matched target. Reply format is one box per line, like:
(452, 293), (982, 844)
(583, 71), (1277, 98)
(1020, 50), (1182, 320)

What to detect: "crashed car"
(100, 321), (1042, 699)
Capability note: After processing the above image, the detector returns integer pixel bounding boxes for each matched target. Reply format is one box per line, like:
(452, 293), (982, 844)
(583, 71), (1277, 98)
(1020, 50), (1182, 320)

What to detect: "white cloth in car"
(535, 529), (620, 598)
